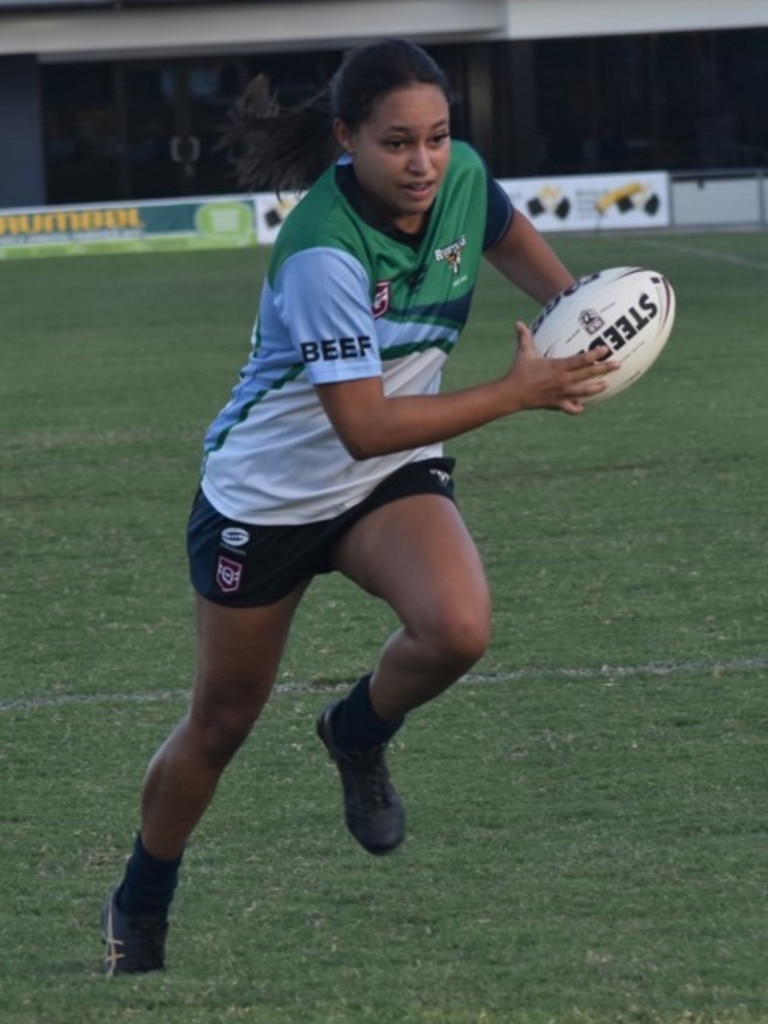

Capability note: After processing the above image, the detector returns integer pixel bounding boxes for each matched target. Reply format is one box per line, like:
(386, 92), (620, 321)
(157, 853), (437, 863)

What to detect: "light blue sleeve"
(273, 246), (382, 384)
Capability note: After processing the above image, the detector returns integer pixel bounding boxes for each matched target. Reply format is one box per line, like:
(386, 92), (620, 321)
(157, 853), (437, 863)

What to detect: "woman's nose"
(408, 144), (431, 173)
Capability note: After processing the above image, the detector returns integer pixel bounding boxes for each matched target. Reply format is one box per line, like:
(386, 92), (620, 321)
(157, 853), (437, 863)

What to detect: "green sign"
(0, 197), (257, 259)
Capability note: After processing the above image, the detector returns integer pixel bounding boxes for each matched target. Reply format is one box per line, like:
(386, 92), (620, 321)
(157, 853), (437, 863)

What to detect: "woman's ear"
(333, 118), (354, 155)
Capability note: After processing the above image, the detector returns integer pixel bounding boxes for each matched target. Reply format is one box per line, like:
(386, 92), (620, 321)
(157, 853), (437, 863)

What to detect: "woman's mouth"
(402, 182), (434, 199)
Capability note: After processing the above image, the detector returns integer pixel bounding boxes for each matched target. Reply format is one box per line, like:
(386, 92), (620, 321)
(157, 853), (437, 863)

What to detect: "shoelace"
(347, 747), (394, 806)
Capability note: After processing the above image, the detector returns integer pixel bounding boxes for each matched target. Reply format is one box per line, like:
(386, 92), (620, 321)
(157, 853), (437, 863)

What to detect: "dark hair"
(331, 38), (449, 130)
(219, 39), (450, 195)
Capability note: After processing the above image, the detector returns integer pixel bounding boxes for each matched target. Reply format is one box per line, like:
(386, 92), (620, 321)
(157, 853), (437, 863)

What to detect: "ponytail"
(218, 75), (340, 195)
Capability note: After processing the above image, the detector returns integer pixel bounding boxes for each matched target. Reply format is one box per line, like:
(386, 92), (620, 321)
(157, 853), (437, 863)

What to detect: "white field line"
(634, 236), (768, 272)
(1, 656), (766, 715)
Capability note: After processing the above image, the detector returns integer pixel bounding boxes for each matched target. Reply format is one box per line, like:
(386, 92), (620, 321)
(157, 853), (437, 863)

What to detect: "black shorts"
(188, 457), (456, 607)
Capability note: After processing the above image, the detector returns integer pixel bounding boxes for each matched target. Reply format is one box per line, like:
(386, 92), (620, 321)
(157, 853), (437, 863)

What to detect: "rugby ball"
(530, 266), (676, 405)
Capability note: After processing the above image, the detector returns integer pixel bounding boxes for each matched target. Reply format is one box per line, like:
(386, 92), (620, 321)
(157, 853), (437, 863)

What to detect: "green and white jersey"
(202, 140), (513, 524)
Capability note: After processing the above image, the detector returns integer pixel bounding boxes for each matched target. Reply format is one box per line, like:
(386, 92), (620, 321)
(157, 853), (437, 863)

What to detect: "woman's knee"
(416, 595), (492, 669)
(189, 693), (264, 770)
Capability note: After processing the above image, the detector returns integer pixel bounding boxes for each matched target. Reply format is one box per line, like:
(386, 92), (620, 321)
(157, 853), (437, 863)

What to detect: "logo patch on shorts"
(221, 527), (249, 547)
(429, 468), (452, 488)
(216, 556), (243, 593)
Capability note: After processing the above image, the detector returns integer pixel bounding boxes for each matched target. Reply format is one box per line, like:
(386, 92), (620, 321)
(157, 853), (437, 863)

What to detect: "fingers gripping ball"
(530, 267), (676, 405)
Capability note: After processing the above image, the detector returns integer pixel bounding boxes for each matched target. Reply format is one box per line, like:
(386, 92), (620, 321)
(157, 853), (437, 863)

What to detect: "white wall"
(3, 1), (501, 61)
(2, 0), (768, 61)
(670, 176), (768, 228)
(502, 0), (768, 39)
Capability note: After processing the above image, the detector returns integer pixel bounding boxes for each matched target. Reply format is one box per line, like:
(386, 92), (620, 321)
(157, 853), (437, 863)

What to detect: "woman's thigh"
(190, 582), (310, 726)
(329, 494), (491, 641)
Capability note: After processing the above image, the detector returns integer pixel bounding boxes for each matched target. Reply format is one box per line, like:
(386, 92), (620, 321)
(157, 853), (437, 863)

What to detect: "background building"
(1, 0), (767, 208)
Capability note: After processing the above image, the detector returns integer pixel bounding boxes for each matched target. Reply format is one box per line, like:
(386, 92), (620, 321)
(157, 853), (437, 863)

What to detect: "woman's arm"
(317, 323), (615, 459)
(484, 209), (575, 304)
(308, 213), (615, 459)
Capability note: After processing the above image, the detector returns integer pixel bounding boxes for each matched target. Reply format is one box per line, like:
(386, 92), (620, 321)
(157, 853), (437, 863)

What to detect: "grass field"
(1, 230), (767, 1024)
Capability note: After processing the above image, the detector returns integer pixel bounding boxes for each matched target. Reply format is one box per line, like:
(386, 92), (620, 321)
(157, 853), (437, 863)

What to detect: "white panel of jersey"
(201, 246), (448, 525)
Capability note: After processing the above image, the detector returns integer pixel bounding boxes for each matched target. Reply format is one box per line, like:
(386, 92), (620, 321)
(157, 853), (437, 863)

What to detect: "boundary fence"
(0, 167), (765, 261)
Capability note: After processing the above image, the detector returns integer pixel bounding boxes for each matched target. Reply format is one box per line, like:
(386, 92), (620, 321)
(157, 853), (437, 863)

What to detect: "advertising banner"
(0, 170), (671, 261)
(253, 193), (303, 244)
(0, 195), (257, 258)
(500, 171), (671, 232)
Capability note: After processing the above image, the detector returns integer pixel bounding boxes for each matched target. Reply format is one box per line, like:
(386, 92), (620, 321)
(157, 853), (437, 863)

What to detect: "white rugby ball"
(530, 266), (676, 405)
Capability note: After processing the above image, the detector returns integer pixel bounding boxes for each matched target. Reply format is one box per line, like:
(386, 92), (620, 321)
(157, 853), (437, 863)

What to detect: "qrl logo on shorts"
(216, 555), (243, 593)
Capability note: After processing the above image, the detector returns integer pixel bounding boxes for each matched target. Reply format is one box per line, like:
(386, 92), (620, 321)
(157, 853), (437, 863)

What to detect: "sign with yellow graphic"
(500, 171), (670, 232)
(0, 196), (257, 259)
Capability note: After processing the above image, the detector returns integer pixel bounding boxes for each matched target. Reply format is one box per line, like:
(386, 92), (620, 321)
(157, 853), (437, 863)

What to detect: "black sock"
(116, 832), (182, 920)
(332, 673), (404, 754)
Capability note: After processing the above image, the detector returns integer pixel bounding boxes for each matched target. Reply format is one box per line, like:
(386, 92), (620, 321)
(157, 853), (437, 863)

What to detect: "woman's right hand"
(500, 320), (621, 415)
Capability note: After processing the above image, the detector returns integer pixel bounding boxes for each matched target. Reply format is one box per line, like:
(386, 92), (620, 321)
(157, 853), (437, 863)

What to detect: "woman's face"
(335, 83), (451, 234)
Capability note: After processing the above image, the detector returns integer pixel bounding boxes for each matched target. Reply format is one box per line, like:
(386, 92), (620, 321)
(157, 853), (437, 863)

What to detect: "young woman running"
(101, 37), (615, 975)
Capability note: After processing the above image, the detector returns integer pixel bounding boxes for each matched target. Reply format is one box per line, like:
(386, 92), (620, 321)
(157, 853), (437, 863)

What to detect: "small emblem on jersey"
(434, 235), (467, 275)
(221, 527), (249, 547)
(216, 556), (243, 593)
(372, 281), (391, 318)
(579, 308), (605, 335)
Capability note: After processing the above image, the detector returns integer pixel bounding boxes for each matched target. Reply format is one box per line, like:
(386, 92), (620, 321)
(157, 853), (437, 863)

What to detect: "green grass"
(1, 232), (767, 1023)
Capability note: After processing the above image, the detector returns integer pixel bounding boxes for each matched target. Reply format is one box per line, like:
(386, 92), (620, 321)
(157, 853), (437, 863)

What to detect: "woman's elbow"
(341, 435), (382, 460)
(334, 426), (390, 461)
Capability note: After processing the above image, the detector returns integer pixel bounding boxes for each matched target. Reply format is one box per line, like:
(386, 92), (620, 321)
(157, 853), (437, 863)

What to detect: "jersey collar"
(334, 161), (432, 251)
